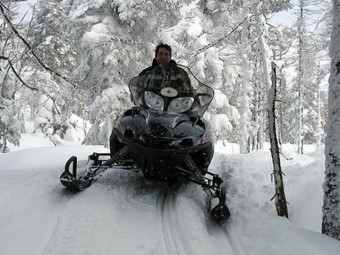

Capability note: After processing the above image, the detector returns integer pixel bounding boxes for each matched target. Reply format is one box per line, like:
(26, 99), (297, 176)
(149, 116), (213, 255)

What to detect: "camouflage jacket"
(138, 61), (193, 95)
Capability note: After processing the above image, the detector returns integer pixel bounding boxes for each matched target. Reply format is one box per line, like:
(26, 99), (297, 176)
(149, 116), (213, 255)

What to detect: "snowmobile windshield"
(129, 64), (214, 117)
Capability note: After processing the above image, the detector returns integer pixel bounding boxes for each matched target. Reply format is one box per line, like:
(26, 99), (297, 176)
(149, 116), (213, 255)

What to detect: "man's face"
(155, 47), (171, 64)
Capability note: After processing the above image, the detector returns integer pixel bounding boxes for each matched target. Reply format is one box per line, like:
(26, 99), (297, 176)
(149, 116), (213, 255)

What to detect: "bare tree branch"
(0, 4), (77, 87)
(7, 60), (38, 91)
(191, 16), (249, 59)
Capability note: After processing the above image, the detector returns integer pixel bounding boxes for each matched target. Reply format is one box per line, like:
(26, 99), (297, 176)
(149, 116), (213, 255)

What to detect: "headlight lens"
(168, 97), (194, 113)
(144, 91), (164, 111)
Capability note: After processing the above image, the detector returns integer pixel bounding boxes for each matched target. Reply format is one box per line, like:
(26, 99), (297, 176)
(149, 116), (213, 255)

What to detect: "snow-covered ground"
(1, 131), (340, 255)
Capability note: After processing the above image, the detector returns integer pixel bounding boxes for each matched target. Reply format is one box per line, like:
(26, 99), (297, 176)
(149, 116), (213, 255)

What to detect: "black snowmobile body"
(60, 64), (230, 222)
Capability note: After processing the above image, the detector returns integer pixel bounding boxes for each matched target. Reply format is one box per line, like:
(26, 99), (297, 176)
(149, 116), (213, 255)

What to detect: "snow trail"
(1, 145), (340, 255)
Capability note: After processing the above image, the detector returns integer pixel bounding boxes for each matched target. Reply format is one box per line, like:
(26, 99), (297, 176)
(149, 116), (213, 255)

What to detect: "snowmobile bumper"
(112, 128), (213, 180)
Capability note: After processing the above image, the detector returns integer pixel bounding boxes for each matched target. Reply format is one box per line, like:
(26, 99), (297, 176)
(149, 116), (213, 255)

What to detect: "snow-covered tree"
(0, 2), (24, 151)
(237, 0), (252, 153)
(322, 0), (340, 241)
(274, 0), (330, 150)
(53, 0), (189, 145)
(1, 1), (81, 146)
(234, 0), (291, 152)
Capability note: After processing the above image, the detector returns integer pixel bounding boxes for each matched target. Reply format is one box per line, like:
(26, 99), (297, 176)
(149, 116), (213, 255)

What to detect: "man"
(111, 44), (193, 156)
(136, 43), (193, 96)
(139, 43), (174, 76)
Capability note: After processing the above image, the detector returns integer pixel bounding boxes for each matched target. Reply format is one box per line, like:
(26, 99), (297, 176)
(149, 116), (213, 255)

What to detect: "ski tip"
(210, 204), (231, 223)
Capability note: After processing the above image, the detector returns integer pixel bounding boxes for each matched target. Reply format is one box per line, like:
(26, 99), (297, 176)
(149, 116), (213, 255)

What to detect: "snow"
(9, 0), (38, 24)
(211, 114), (233, 139)
(1, 125), (340, 255)
(180, 0), (200, 19)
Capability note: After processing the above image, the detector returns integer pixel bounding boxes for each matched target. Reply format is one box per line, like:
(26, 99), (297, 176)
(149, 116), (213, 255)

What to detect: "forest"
(0, 0), (332, 153)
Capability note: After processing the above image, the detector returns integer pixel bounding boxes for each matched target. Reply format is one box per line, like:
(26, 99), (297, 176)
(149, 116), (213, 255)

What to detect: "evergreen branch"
(0, 4), (77, 88)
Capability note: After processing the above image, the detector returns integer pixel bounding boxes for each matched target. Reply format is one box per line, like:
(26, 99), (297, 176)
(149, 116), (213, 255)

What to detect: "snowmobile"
(60, 64), (230, 222)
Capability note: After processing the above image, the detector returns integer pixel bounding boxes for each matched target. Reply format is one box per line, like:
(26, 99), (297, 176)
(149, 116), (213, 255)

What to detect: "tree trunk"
(297, 0), (305, 154)
(316, 65), (323, 146)
(322, 0), (340, 241)
(238, 1), (251, 154)
(268, 62), (289, 218)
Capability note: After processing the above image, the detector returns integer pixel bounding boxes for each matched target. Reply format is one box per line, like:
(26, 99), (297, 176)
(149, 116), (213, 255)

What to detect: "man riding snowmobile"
(60, 44), (230, 222)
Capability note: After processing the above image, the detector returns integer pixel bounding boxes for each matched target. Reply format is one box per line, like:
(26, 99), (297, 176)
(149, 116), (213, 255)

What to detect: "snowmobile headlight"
(168, 97), (194, 113)
(144, 91), (164, 111)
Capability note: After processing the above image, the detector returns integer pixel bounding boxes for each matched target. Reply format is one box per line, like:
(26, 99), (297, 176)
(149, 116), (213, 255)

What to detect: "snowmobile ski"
(60, 156), (95, 191)
(60, 153), (139, 191)
(209, 186), (230, 222)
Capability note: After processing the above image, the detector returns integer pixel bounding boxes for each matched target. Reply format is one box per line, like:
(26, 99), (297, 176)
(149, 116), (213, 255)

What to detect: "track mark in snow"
(156, 182), (240, 255)
(224, 227), (248, 255)
(42, 193), (98, 255)
(206, 220), (246, 255)
(157, 186), (190, 255)
(42, 185), (119, 255)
